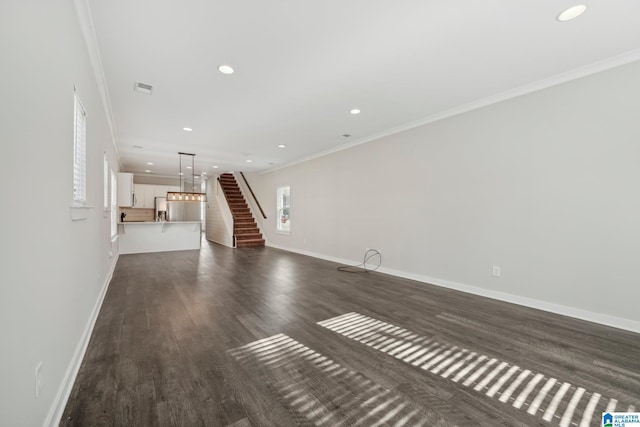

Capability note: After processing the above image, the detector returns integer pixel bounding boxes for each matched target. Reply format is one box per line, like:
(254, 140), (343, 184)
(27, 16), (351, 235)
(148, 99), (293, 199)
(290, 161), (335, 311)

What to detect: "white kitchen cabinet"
(130, 184), (182, 209)
(117, 173), (134, 207)
(133, 184), (156, 209)
(154, 185), (180, 197)
(154, 185), (169, 198)
(144, 187), (155, 208)
(132, 184), (142, 208)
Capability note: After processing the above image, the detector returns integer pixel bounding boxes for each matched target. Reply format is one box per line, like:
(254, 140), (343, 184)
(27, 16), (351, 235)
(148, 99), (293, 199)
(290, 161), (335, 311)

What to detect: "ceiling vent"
(341, 134), (352, 138)
(134, 81), (153, 95)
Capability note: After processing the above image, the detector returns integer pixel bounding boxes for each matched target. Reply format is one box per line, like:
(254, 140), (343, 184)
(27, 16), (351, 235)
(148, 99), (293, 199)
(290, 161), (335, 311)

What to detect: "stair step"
(236, 239), (265, 248)
(236, 233), (263, 241)
(235, 227), (259, 234)
(235, 218), (255, 224)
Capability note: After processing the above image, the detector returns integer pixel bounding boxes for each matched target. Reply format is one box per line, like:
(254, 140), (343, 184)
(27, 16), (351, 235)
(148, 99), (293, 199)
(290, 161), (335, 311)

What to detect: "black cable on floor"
(337, 249), (382, 273)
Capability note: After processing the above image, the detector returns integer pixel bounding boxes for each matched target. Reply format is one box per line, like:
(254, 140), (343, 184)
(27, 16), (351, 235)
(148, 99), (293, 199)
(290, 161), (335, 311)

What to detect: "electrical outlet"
(492, 266), (501, 277)
(35, 362), (42, 397)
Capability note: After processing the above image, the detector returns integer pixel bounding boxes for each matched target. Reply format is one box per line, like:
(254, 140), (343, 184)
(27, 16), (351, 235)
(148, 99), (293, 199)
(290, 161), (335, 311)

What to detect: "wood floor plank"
(61, 242), (640, 426)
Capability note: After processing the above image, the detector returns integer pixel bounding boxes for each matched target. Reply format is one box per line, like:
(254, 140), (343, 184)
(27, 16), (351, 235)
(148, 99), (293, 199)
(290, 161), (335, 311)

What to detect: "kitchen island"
(117, 221), (201, 254)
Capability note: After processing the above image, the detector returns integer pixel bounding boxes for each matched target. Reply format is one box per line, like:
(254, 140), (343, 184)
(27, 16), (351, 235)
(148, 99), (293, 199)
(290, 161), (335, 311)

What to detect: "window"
(103, 153), (109, 210)
(73, 92), (87, 204)
(276, 185), (290, 233)
(110, 169), (117, 238)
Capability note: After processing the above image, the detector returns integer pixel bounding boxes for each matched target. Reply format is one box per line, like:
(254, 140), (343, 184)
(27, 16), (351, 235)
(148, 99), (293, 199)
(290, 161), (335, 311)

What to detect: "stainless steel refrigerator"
(167, 200), (202, 222)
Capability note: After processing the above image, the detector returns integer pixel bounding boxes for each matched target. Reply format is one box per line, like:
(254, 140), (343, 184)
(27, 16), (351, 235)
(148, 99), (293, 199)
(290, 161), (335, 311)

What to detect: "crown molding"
(73, 0), (121, 170)
(262, 49), (640, 175)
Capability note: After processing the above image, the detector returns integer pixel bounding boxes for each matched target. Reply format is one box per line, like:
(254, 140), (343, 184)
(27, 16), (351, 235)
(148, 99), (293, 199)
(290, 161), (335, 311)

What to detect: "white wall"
(0, 1), (119, 425)
(205, 177), (235, 247)
(251, 60), (640, 331)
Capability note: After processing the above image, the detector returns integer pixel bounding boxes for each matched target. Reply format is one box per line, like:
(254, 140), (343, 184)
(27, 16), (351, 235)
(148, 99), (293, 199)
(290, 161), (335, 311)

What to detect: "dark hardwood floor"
(61, 241), (640, 426)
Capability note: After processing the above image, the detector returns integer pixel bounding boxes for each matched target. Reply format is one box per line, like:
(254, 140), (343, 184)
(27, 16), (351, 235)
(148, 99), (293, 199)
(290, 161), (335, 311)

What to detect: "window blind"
(73, 93), (87, 204)
(103, 154), (109, 209)
(276, 186), (291, 233)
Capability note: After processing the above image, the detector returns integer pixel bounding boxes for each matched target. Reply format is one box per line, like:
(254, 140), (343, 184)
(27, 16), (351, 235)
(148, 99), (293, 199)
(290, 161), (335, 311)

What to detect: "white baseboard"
(43, 253), (119, 427)
(266, 243), (640, 334)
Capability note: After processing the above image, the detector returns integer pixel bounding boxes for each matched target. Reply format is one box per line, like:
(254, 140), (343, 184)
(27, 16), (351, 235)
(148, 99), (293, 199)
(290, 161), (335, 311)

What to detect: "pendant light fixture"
(167, 152), (207, 202)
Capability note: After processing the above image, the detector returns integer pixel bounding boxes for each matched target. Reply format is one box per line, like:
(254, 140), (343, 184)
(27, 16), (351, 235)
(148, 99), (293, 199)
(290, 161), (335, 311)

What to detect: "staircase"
(218, 173), (265, 248)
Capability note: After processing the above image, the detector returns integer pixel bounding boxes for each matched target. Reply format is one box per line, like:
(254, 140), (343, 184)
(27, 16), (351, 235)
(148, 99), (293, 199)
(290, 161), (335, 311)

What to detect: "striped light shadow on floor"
(318, 312), (638, 427)
(229, 334), (449, 426)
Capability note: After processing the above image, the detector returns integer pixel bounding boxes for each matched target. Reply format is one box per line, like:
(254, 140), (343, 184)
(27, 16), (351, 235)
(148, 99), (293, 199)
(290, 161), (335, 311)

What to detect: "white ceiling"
(87, 0), (640, 179)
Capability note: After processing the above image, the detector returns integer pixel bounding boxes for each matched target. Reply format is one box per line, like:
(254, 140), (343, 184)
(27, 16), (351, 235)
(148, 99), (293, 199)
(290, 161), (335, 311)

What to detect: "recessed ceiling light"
(277, 144), (287, 148)
(350, 108), (361, 115)
(183, 127), (193, 132)
(187, 166), (192, 169)
(557, 5), (586, 21)
(202, 172), (207, 175)
(179, 172), (184, 176)
(267, 162), (275, 165)
(218, 65), (234, 75)
(212, 165), (219, 168)
(145, 170), (151, 173)
(147, 162), (154, 165)
(341, 134), (352, 138)
(246, 159), (253, 163)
